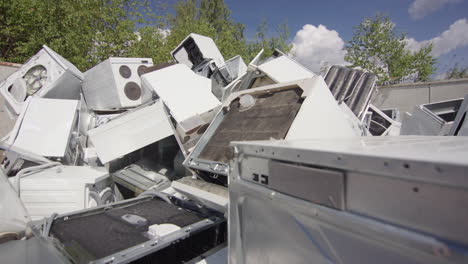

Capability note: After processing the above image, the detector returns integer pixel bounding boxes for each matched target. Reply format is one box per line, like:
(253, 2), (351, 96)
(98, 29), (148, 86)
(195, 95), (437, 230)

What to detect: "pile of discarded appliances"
(1, 33), (467, 264)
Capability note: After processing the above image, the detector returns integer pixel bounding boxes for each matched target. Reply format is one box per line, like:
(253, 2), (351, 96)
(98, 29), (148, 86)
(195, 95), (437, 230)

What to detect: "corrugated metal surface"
(324, 65), (377, 118)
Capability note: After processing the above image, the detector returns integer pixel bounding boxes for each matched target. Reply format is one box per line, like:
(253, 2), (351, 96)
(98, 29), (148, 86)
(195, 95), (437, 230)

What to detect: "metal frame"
(183, 77), (357, 182)
(183, 79), (315, 179)
(229, 137), (468, 264)
(171, 177), (228, 213)
(367, 104), (401, 136)
(401, 98), (464, 136)
(229, 178), (467, 264)
(92, 219), (220, 264)
(449, 95), (468, 136)
(40, 194), (225, 264)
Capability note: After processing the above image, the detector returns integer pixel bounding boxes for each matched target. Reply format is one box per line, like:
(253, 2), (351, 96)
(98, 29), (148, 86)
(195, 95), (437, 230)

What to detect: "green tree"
(1, 0), (292, 71)
(246, 19), (292, 60)
(163, 0), (247, 61)
(0, 0), (153, 71)
(345, 15), (436, 84)
(446, 64), (468, 79)
(161, 0), (291, 63)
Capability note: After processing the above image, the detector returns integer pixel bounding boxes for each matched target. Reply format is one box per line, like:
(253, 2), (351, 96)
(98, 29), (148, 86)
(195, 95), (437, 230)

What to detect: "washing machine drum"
(88, 187), (116, 208)
(99, 187), (116, 204)
(23, 65), (48, 95)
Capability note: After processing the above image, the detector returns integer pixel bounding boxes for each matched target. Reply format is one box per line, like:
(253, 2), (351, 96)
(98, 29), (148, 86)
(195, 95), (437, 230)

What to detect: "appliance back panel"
(198, 88), (303, 163)
(50, 199), (204, 262)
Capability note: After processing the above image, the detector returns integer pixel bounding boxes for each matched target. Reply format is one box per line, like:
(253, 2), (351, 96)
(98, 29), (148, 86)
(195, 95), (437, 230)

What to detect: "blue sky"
(163, 0), (468, 78)
(225, 0), (467, 40)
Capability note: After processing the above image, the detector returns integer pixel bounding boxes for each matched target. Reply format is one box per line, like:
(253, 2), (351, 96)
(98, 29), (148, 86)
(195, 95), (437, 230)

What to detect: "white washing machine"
(82, 57), (154, 111)
(0, 45), (83, 117)
(16, 165), (117, 220)
(7, 97), (79, 160)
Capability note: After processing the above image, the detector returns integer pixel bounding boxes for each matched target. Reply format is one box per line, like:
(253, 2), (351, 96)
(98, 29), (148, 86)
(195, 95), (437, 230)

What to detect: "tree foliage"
(160, 0), (291, 63)
(0, 0), (152, 71)
(446, 64), (468, 79)
(1, 0), (291, 71)
(345, 15), (436, 84)
(246, 19), (292, 59)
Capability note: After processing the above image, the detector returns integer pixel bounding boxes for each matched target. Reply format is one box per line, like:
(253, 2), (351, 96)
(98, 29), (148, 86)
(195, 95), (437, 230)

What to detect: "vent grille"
(124, 82), (141, 100)
(119, 65), (132, 78)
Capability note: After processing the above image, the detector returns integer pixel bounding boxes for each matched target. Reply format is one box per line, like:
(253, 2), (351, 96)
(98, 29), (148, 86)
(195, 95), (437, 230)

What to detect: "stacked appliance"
(16, 165), (117, 220)
(171, 33), (249, 101)
(183, 77), (357, 185)
(82, 57), (154, 111)
(42, 192), (226, 264)
(229, 136), (468, 264)
(401, 98), (464, 136)
(6, 97), (80, 164)
(0, 45), (83, 117)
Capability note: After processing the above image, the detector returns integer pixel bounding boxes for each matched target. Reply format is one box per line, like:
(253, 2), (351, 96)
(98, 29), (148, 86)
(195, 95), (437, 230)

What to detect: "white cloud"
(404, 18), (468, 57)
(408, 0), (461, 20)
(290, 24), (347, 73)
(291, 19), (468, 76)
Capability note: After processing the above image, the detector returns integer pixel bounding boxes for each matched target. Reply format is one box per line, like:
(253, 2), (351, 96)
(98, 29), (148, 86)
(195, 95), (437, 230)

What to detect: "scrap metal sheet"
(88, 101), (173, 163)
(9, 98), (78, 157)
